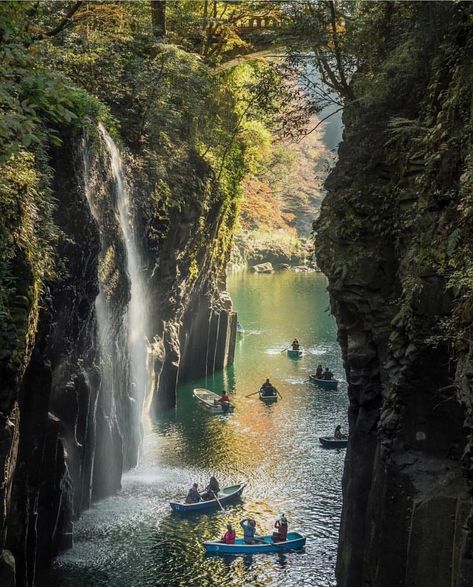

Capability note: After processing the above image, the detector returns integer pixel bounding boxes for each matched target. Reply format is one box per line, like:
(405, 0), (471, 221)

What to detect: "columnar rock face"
(0, 127), (237, 585)
(316, 4), (473, 587)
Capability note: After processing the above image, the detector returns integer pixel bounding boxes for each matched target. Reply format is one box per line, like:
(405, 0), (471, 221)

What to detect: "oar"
(280, 346), (291, 353)
(245, 390), (261, 398)
(276, 389), (283, 399)
(212, 491), (227, 514)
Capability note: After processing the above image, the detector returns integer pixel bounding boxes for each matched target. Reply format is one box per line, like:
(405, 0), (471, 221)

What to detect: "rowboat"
(170, 483), (246, 512)
(193, 388), (234, 414)
(319, 436), (348, 448)
(204, 532), (306, 554)
(259, 387), (278, 402)
(287, 349), (303, 359)
(309, 375), (338, 389)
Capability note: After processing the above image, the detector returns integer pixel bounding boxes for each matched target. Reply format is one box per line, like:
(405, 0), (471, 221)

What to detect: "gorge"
(2, 2), (473, 587)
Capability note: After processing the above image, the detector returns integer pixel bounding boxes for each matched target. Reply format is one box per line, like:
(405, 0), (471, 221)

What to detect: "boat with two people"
(309, 365), (338, 389)
(193, 388), (235, 414)
(170, 481), (246, 512)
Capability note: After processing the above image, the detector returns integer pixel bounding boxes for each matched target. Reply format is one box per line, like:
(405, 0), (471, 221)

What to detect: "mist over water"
(51, 271), (347, 587)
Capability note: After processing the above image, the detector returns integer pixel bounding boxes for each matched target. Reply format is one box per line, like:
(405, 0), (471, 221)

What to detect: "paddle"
(280, 346), (291, 353)
(212, 491), (227, 514)
(276, 388), (283, 399)
(245, 390), (260, 398)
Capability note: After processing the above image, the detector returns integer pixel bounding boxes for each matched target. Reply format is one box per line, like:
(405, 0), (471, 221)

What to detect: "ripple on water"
(49, 272), (346, 587)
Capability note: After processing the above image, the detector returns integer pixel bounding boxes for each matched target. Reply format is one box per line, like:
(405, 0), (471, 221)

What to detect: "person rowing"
(260, 378), (277, 397)
(291, 338), (300, 351)
(215, 390), (233, 412)
(323, 367), (334, 380)
(240, 518), (265, 544)
(217, 391), (230, 404)
(334, 425), (343, 440)
(201, 476), (220, 501)
(315, 364), (323, 379)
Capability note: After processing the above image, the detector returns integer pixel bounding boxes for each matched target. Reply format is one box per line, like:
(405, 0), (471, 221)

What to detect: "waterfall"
(81, 125), (150, 484)
(98, 124), (150, 418)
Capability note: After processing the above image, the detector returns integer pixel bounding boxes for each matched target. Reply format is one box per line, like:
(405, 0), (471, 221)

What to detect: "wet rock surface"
(0, 129), (237, 584)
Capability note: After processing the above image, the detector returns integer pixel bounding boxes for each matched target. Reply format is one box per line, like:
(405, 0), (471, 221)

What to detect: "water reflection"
(50, 272), (346, 587)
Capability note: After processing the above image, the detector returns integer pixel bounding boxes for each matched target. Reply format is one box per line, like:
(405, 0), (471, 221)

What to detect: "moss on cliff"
(315, 3), (473, 586)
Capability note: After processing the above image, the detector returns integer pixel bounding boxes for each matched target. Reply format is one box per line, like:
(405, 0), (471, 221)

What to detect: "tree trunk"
(151, 0), (166, 37)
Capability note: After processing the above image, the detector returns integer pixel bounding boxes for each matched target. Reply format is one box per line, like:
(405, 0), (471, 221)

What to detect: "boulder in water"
(250, 262), (274, 273)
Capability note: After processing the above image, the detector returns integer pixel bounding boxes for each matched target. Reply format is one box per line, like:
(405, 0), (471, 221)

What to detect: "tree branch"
(297, 107), (343, 142)
(32, 1), (83, 40)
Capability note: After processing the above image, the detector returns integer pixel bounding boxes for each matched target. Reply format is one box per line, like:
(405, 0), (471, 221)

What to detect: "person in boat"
(315, 364), (323, 379)
(201, 476), (220, 501)
(272, 513), (288, 542)
(334, 425), (343, 440)
(185, 483), (201, 503)
(216, 391), (230, 405)
(323, 367), (334, 380)
(221, 523), (236, 544)
(291, 338), (300, 351)
(260, 378), (277, 397)
(240, 518), (263, 544)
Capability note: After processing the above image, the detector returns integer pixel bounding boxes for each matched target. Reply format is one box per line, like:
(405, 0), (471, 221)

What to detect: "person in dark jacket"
(185, 483), (200, 503)
(291, 339), (300, 350)
(201, 476), (220, 500)
(323, 367), (334, 380)
(315, 364), (323, 379)
(261, 378), (277, 397)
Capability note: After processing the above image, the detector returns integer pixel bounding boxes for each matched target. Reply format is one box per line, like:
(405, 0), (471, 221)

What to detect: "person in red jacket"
(217, 391), (230, 404)
(221, 523), (236, 544)
(272, 513), (288, 542)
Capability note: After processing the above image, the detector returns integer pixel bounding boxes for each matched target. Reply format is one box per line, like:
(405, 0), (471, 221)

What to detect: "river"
(50, 271), (347, 587)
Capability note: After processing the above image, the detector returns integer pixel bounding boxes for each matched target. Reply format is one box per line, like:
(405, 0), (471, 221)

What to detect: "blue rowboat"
(170, 483), (245, 512)
(287, 349), (303, 359)
(309, 375), (338, 389)
(204, 532), (306, 554)
(319, 436), (348, 448)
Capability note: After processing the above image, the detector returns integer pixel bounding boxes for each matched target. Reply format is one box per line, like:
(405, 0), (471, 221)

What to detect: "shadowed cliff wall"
(316, 3), (473, 586)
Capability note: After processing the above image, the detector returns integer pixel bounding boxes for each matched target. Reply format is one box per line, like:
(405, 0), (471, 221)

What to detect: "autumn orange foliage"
(240, 177), (296, 233)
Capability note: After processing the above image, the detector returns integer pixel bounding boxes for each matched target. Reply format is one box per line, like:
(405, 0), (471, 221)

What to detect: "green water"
(51, 271), (347, 587)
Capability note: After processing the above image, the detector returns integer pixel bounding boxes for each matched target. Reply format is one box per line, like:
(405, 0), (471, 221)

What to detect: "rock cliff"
(316, 4), (473, 586)
(0, 38), (239, 584)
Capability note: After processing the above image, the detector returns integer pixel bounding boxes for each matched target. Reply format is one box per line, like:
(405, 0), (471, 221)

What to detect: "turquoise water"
(50, 271), (347, 587)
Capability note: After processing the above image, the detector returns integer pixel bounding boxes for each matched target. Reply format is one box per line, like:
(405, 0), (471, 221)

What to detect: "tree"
(286, 0), (359, 108)
(151, 0), (166, 38)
